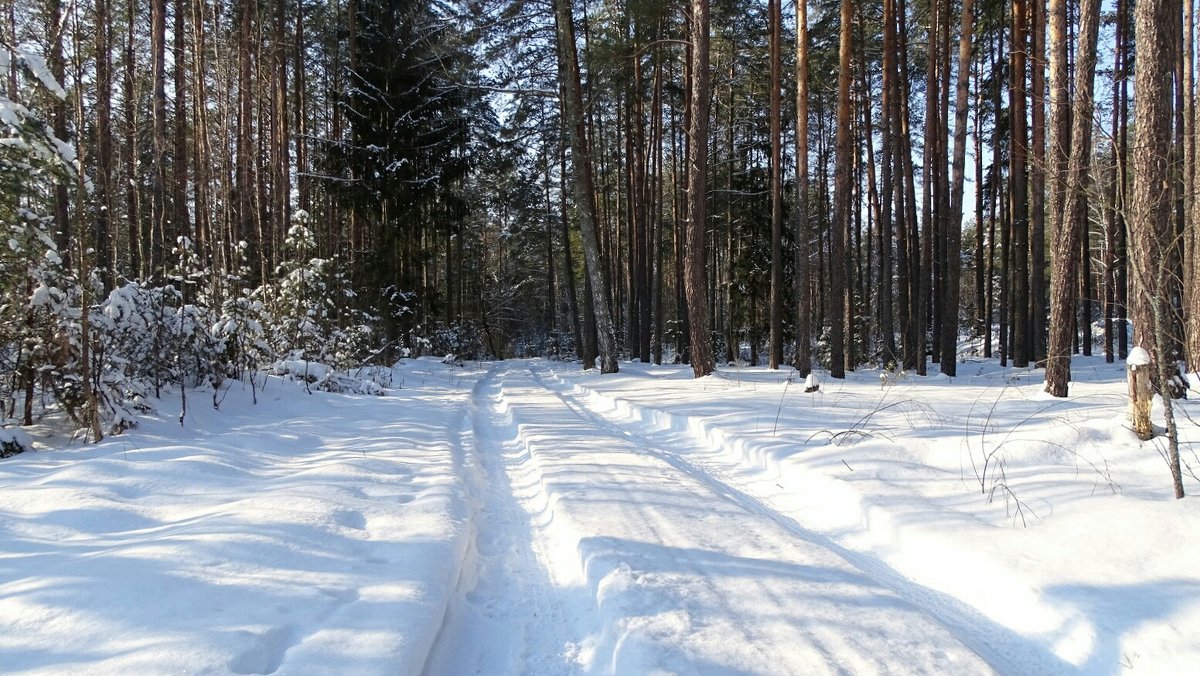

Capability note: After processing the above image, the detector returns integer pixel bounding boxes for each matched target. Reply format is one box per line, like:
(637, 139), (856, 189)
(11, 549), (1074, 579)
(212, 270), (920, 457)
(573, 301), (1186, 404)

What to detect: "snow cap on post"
(1127, 346), (1151, 368)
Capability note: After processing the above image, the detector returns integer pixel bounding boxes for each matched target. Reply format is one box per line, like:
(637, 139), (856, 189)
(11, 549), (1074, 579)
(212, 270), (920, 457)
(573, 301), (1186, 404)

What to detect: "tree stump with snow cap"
(804, 373), (819, 393)
(1128, 346), (1153, 440)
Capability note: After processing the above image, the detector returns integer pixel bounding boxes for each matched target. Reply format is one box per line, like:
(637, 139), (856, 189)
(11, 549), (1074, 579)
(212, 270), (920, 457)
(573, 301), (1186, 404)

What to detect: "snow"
(17, 53), (67, 100)
(1127, 346), (1151, 367)
(0, 427), (33, 448)
(0, 359), (477, 675)
(2, 356), (1199, 674)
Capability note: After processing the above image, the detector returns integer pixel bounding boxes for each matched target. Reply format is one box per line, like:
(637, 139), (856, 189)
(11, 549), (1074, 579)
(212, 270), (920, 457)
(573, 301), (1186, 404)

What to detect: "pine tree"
(321, 0), (475, 344)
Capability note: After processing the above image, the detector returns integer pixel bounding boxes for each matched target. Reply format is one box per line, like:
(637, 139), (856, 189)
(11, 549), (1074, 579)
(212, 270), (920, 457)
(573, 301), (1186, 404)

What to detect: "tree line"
(0, 0), (1195, 494)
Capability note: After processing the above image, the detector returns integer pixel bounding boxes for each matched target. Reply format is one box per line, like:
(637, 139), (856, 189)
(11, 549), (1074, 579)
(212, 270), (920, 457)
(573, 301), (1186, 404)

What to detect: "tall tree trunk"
(150, 0), (168, 277)
(934, 0), (951, 367)
(1046, 0), (1100, 397)
(1113, 0), (1131, 364)
(294, 2), (309, 213)
(974, 46), (986, 352)
(987, 30), (1001, 361)
(1047, 0), (1070, 251)
(768, 0), (784, 369)
(1030, 0), (1048, 363)
(724, 55), (736, 365)
(552, 0), (619, 373)
(921, 0), (938, 375)
(897, 0), (923, 373)
(652, 44), (665, 365)
(237, 0), (257, 280)
(190, 0), (212, 270)
(272, 0), (290, 276)
(95, 0), (114, 289)
(49, 0), (69, 263)
(795, 0), (812, 375)
(942, 0), (974, 376)
(173, 0), (190, 253)
(1129, 0), (1185, 498)
(684, 0), (714, 378)
(877, 0), (897, 367)
(1010, 0), (1031, 367)
(124, 0), (141, 277)
(862, 62), (890, 366)
(1184, 0), (1200, 372)
(830, 0), (853, 379)
(883, 0), (906, 369)
(559, 139), (585, 362)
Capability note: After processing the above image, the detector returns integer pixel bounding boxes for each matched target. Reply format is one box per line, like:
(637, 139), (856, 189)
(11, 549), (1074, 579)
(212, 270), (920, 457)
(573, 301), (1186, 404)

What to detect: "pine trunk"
(1046, 0), (1101, 397)
(768, 0), (783, 369)
(943, 0), (973, 376)
(831, 0), (853, 379)
(1010, 0), (1031, 368)
(794, 0), (812, 375)
(1129, 0), (1185, 498)
(684, 0), (714, 378)
(552, 0), (619, 373)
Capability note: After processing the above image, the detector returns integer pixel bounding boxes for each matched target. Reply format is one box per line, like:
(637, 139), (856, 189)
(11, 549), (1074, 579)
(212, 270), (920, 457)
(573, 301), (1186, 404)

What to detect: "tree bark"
(1045, 0), (1100, 397)
(830, 0), (853, 379)
(684, 0), (714, 378)
(1009, 0), (1031, 367)
(94, 0), (114, 290)
(1030, 0), (1048, 363)
(173, 0), (190, 252)
(1184, 0), (1200, 372)
(768, 0), (783, 369)
(1129, 0), (1185, 497)
(150, 0), (168, 277)
(794, 0), (812, 375)
(921, 0), (938, 375)
(942, 0), (974, 376)
(552, 0), (619, 373)
(48, 0), (70, 263)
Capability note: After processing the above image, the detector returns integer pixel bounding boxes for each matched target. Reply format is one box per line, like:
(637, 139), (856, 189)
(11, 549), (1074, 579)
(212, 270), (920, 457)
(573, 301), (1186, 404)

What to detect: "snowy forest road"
(422, 362), (1043, 675)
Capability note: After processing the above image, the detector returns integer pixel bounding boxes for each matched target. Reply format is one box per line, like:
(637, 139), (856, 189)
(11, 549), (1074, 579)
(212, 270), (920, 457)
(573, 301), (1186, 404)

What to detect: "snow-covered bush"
(261, 217), (337, 362)
(0, 426), (32, 458)
(254, 213), (385, 394)
(429, 321), (483, 361)
(267, 357), (386, 395)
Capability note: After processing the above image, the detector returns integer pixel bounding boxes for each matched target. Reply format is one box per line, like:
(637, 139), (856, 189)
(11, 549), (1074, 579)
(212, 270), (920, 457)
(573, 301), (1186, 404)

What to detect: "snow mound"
(0, 426), (32, 457)
(268, 359), (387, 395)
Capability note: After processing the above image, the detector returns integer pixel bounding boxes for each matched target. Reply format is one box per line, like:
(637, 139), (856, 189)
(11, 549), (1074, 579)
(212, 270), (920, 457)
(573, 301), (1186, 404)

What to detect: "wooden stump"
(1128, 347), (1153, 440)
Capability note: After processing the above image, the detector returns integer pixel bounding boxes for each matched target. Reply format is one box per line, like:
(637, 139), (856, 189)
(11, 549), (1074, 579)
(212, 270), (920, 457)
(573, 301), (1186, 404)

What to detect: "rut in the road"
(429, 363), (1002, 675)
(533, 364), (1075, 676)
(423, 370), (588, 676)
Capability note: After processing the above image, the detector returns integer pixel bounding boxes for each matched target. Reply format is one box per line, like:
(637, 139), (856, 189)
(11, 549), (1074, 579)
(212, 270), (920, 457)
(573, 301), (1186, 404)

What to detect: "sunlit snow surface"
(2, 356), (1198, 674)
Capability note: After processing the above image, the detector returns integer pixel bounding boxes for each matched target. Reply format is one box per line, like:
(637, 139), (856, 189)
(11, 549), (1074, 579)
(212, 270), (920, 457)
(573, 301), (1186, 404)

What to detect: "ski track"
(531, 362), (1079, 676)
(428, 362), (1010, 675)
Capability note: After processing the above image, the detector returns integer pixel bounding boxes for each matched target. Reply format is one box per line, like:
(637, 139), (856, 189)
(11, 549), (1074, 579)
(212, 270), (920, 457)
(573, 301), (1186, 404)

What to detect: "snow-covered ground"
(2, 356), (1198, 674)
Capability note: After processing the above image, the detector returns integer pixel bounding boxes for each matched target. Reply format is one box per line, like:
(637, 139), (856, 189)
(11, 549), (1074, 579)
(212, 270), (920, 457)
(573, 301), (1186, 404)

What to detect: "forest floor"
(1, 355), (1198, 674)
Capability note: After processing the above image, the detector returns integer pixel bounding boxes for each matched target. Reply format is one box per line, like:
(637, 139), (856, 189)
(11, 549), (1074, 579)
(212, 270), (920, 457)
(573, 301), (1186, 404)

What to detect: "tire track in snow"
(532, 363), (1076, 676)
(422, 365), (585, 676)
(460, 363), (994, 674)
